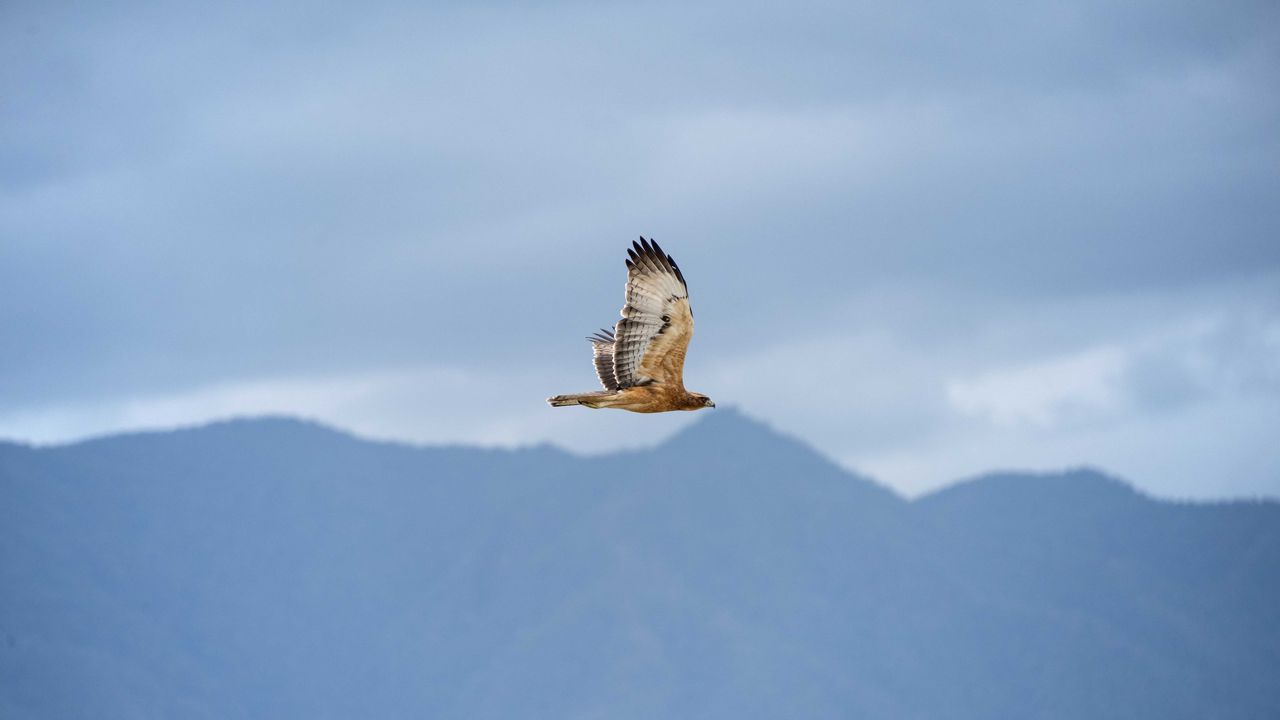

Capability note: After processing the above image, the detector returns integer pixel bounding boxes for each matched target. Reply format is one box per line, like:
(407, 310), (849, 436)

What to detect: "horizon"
(6, 406), (1270, 504)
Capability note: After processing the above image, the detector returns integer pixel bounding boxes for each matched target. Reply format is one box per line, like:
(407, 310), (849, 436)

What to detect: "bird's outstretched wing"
(612, 237), (693, 388)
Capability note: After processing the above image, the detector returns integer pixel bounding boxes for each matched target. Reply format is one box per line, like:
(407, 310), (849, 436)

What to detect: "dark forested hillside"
(1, 411), (1277, 719)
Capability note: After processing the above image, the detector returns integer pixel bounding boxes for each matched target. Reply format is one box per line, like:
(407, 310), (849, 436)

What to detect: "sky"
(2, 0), (1278, 498)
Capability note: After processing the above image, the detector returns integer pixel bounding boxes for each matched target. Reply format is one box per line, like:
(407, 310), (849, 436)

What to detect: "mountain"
(1, 410), (1277, 719)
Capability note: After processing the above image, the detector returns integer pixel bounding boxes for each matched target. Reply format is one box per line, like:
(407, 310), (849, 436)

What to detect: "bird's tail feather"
(547, 391), (611, 407)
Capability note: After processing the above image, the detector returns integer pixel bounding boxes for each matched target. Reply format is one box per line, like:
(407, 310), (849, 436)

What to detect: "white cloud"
(0, 363), (699, 457)
(945, 346), (1129, 428)
(2, 293), (1277, 503)
(0, 367), (513, 447)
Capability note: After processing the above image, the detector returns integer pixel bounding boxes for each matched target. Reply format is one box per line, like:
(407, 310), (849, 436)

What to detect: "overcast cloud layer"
(2, 1), (1278, 497)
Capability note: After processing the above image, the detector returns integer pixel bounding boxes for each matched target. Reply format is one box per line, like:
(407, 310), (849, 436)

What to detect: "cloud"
(946, 347), (1127, 428)
(2, 278), (1276, 501)
(947, 288), (1280, 425)
(0, 0), (1277, 498)
(0, 361), (698, 457)
(0, 367), (490, 446)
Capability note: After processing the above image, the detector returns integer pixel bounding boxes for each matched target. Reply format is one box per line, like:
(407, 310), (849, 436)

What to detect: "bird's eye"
(661, 315), (671, 323)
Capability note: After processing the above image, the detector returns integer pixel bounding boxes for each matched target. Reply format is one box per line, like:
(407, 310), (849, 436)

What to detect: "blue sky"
(2, 0), (1278, 497)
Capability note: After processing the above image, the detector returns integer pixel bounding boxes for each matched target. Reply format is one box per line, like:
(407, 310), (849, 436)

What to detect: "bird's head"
(689, 393), (716, 410)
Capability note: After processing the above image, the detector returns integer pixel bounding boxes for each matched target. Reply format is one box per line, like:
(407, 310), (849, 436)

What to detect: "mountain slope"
(1, 411), (1277, 719)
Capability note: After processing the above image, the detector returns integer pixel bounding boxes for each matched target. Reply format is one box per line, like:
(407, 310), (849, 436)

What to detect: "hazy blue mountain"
(1, 410), (1277, 719)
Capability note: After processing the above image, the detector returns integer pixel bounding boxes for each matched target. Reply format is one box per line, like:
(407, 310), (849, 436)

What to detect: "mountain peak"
(667, 404), (773, 437)
(63, 414), (352, 448)
(917, 467), (1145, 516)
(661, 405), (805, 454)
(657, 406), (897, 499)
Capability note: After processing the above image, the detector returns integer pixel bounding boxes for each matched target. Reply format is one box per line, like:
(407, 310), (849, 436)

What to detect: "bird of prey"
(547, 237), (715, 413)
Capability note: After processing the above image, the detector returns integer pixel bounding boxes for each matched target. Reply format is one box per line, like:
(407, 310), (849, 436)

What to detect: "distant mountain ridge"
(2, 409), (1277, 719)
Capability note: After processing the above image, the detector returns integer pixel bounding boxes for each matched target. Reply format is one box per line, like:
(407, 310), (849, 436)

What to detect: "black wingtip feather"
(669, 255), (686, 286)
(634, 238), (655, 274)
(647, 238), (669, 272)
(623, 235), (688, 290)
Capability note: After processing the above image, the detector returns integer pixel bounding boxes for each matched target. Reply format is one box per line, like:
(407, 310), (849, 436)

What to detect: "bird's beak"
(708, 401), (716, 408)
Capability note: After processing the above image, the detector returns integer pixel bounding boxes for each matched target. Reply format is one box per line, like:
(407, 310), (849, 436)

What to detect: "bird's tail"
(547, 391), (611, 407)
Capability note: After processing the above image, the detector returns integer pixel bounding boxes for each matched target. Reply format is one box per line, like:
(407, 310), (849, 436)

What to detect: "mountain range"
(1, 409), (1277, 718)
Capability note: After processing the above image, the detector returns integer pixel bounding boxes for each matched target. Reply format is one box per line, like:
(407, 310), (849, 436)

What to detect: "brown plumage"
(547, 237), (715, 413)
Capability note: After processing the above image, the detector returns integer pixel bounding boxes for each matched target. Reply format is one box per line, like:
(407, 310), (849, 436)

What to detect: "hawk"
(547, 237), (715, 413)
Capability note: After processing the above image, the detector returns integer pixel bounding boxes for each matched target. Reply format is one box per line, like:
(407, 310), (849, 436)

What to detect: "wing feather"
(613, 237), (693, 388)
(587, 328), (619, 390)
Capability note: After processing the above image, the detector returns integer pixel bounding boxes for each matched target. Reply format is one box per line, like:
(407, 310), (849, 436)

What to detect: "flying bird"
(547, 237), (715, 413)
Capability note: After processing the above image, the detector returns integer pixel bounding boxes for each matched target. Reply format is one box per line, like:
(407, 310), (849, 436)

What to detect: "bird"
(547, 237), (715, 413)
